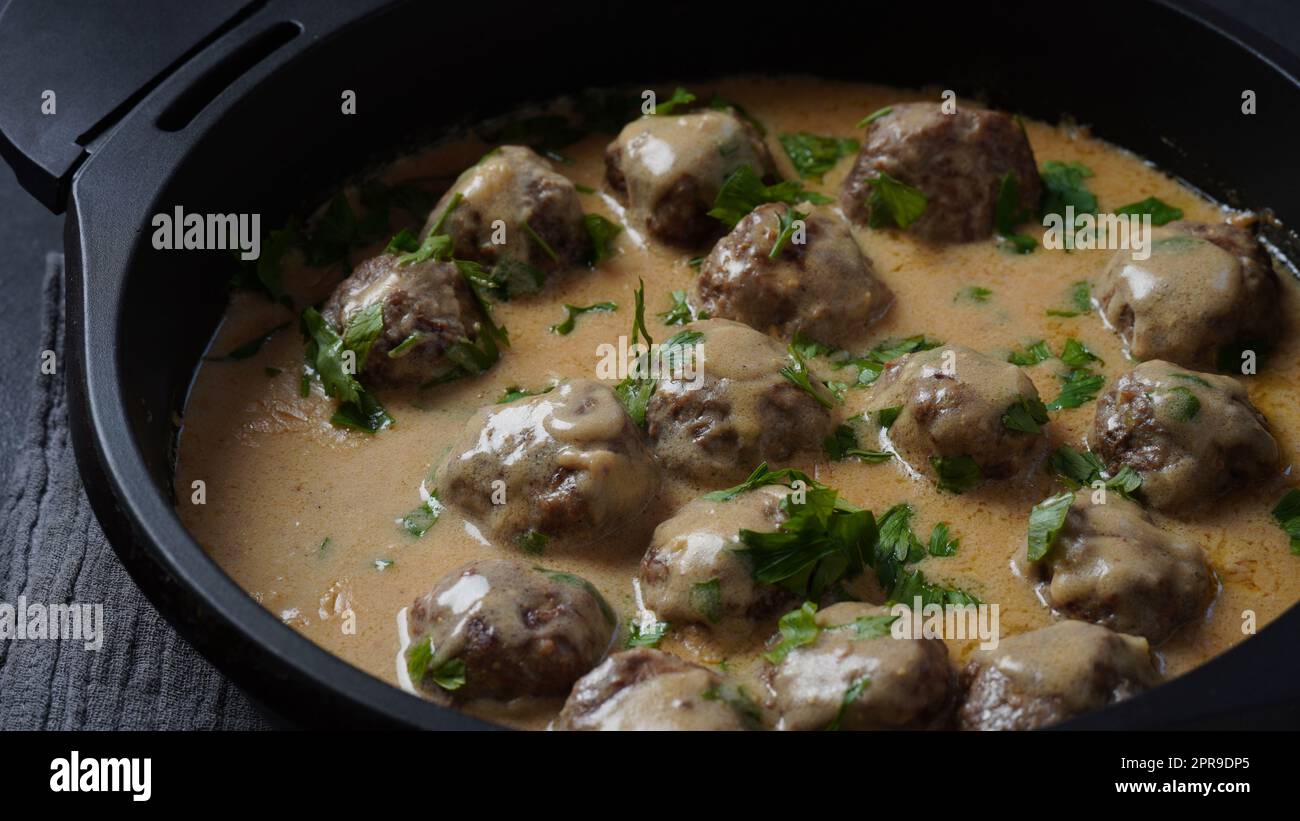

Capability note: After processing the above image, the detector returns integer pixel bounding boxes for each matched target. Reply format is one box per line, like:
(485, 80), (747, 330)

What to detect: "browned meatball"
(428, 145), (590, 274)
(321, 254), (479, 387)
(644, 319), (831, 483)
(1097, 221), (1282, 371)
(1092, 360), (1278, 511)
(868, 344), (1046, 488)
(405, 559), (616, 703)
(555, 648), (751, 730)
(841, 103), (1040, 243)
(606, 110), (774, 246)
(765, 603), (955, 731)
(1028, 494), (1212, 644)
(639, 485), (796, 626)
(436, 379), (661, 553)
(695, 204), (892, 346)
(959, 620), (1160, 731)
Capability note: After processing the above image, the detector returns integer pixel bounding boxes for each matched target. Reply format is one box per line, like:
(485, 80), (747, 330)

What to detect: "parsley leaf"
(1046, 369), (1105, 411)
(930, 455), (982, 494)
(584, 214), (623, 264)
(405, 635), (466, 691)
(928, 522), (959, 557)
(823, 416), (891, 462)
(550, 301), (617, 335)
(341, 302), (384, 371)
(781, 345), (835, 409)
(1002, 395), (1050, 434)
(653, 86), (697, 116)
(658, 290), (707, 325)
(1027, 491), (1074, 561)
(769, 206), (808, 259)
(1159, 385), (1202, 422)
(956, 286), (993, 304)
(736, 485), (876, 600)
(301, 307), (392, 433)
(1115, 196), (1183, 226)
(703, 462), (819, 502)
(1271, 489), (1300, 555)
(400, 493), (445, 538)
(855, 106), (892, 128)
(1007, 340), (1054, 366)
(778, 132), (860, 181)
(1048, 444), (1142, 499)
(1040, 160), (1097, 229)
(206, 322), (289, 362)
(994, 171), (1037, 253)
(763, 601), (820, 664)
(708, 165), (832, 228)
(496, 383), (556, 404)
(689, 579), (723, 624)
(825, 678), (870, 732)
(1047, 281), (1093, 317)
(626, 618), (669, 648)
(866, 172), (927, 229)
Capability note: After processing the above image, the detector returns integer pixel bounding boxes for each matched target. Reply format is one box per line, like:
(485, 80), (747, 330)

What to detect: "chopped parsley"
(625, 618), (669, 648)
(1027, 491), (1074, 561)
(763, 601), (820, 663)
(1271, 489), (1300, 555)
(994, 171), (1037, 253)
(855, 106), (892, 128)
(703, 462), (818, 502)
(653, 86), (697, 116)
(928, 522), (959, 557)
(866, 172), (927, 230)
(1114, 196), (1183, 226)
(341, 303), (384, 370)
(518, 529), (549, 555)
(825, 678), (870, 732)
(1002, 395), (1050, 434)
(778, 132), (859, 181)
(956, 286), (993, 304)
(1040, 160), (1097, 230)
(584, 214), (623, 264)
(823, 416), (891, 462)
(708, 165), (832, 228)
(1047, 281), (1093, 317)
(689, 579), (723, 624)
(736, 483), (876, 600)
(1047, 368), (1105, 411)
(769, 206), (808, 259)
(400, 493), (444, 538)
(300, 307), (393, 433)
(550, 301), (617, 335)
(876, 406), (902, 430)
(405, 635), (466, 691)
(1048, 444), (1142, 499)
(658, 290), (707, 325)
(387, 332), (425, 359)
(1159, 385), (1201, 422)
(1007, 340), (1054, 366)
(497, 383), (556, 404)
(930, 455), (982, 494)
(780, 345), (835, 409)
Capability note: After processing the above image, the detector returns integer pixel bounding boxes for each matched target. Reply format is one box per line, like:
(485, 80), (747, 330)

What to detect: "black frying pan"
(2, 0), (1298, 729)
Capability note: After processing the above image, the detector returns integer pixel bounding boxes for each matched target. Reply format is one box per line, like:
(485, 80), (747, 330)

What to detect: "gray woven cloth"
(0, 255), (270, 730)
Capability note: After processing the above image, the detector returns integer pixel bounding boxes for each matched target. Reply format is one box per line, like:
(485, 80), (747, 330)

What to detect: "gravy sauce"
(175, 77), (1300, 729)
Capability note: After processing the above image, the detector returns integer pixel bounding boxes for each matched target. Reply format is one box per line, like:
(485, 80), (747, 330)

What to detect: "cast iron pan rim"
(65, 0), (1300, 730)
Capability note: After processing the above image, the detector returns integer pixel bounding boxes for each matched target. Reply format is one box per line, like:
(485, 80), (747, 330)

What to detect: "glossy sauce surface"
(175, 77), (1300, 729)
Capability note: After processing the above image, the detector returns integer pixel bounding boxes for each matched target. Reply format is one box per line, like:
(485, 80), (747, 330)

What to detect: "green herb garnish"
(550, 301), (617, 335)
(1027, 491), (1074, 561)
(778, 132), (859, 181)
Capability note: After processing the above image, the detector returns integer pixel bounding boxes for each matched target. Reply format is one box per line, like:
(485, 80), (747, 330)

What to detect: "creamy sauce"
(175, 77), (1300, 729)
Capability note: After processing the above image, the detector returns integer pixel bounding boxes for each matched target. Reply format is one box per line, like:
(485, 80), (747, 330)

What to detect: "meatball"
(1097, 221), (1282, 371)
(437, 379), (661, 552)
(639, 485), (796, 626)
(695, 203), (893, 346)
(1092, 360), (1278, 511)
(555, 648), (750, 730)
(427, 145), (590, 274)
(1029, 493), (1212, 644)
(644, 319), (831, 483)
(840, 103), (1040, 243)
(405, 559), (616, 703)
(321, 253), (478, 386)
(606, 110), (775, 246)
(869, 344), (1046, 487)
(959, 620), (1159, 730)
(766, 603), (955, 731)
